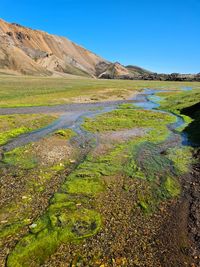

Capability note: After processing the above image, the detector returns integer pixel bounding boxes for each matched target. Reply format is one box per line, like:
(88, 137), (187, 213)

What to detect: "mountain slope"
(0, 19), (108, 77)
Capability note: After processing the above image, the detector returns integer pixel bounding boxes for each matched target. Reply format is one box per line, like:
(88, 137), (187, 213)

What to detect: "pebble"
(1, 220), (8, 224)
(30, 223), (37, 228)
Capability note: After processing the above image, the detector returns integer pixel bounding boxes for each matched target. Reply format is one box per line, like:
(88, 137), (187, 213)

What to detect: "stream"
(0, 89), (190, 152)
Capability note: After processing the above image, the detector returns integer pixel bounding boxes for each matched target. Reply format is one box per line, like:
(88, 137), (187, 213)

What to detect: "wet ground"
(0, 89), (199, 267)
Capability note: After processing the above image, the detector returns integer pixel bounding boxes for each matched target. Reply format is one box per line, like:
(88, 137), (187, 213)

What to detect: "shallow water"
(0, 89), (190, 151)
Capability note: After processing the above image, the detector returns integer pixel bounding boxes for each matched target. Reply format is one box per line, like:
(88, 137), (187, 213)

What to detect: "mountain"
(0, 18), (153, 78)
(0, 19), (199, 80)
(0, 19), (109, 77)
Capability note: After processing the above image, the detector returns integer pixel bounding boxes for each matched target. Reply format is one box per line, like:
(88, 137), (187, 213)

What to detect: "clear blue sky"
(1, 0), (200, 73)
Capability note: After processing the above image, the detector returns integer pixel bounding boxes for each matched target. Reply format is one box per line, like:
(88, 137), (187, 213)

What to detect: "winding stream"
(0, 89), (190, 152)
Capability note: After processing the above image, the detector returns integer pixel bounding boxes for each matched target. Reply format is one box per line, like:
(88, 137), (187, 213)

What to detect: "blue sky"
(1, 0), (200, 73)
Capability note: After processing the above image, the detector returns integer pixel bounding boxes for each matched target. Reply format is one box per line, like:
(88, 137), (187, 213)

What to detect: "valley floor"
(0, 77), (200, 267)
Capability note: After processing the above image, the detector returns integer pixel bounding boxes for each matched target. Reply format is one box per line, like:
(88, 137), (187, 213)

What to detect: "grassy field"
(0, 75), (200, 107)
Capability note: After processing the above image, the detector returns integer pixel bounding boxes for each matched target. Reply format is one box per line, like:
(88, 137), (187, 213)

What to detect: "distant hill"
(126, 65), (152, 75)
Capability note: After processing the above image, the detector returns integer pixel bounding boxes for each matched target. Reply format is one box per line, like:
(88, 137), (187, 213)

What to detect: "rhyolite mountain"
(0, 18), (199, 80)
(0, 18), (152, 78)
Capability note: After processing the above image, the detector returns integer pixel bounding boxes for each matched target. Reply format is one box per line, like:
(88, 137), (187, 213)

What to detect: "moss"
(0, 114), (58, 145)
(138, 201), (149, 212)
(158, 89), (200, 113)
(163, 177), (181, 198)
(83, 108), (176, 133)
(166, 146), (193, 174)
(0, 127), (31, 146)
(134, 142), (172, 181)
(3, 146), (37, 169)
(117, 103), (137, 109)
(124, 158), (145, 179)
(50, 193), (70, 204)
(54, 129), (76, 139)
(0, 222), (24, 239)
(176, 114), (193, 132)
(7, 209), (101, 267)
(63, 178), (104, 195)
(50, 163), (66, 171)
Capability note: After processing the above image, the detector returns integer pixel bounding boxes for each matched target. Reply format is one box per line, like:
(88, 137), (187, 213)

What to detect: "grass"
(158, 89), (200, 112)
(0, 114), (58, 145)
(0, 75), (199, 107)
(157, 88), (200, 143)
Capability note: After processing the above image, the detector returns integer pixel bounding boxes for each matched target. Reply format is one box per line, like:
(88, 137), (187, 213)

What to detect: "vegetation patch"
(2, 145), (37, 169)
(1, 77), (197, 107)
(166, 146), (193, 174)
(7, 208), (101, 267)
(83, 108), (176, 133)
(162, 176), (181, 198)
(135, 142), (172, 181)
(54, 128), (76, 139)
(158, 89), (200, 112)
(0, 114), (58, 145)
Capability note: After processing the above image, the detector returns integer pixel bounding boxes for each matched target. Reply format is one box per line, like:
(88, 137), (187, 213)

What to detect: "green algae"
(0, 222), (25, 240)
(134, 142), (172, 181)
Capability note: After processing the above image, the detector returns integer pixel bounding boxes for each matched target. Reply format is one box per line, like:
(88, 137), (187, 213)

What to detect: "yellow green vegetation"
(163, 177), (181, 198)
(3, 145), (37, 169)
(83, 108), (176, 134)
(158, 89), (200, 112)
(0, 75), (199, 107)
(0, 114), (58, 145)
(157, 89), (200, 130)
(54, 128), (76, 139)
(0, 129), (77, 243)
(7, 208), (101, 267)
(4, 88), (197, 266)
(166, 146), (193, 174)
(6, 104), (185, 266)
(83, 106), (183, 214)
